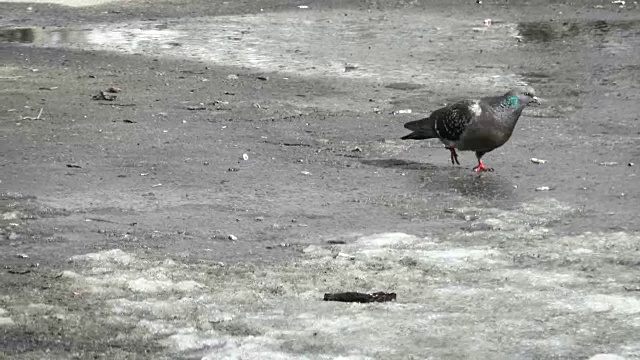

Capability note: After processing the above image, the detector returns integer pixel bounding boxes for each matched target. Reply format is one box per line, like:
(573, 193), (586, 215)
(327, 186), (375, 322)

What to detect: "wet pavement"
(0, 11), (526, 96)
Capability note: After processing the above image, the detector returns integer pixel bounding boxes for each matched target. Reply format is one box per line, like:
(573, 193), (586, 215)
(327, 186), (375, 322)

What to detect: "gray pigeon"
(401, 86), (539, 172)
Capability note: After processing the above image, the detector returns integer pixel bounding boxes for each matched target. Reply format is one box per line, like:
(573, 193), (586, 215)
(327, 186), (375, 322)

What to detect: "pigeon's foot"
(446, 147), (460, 165)
(473, 160), (493, 173)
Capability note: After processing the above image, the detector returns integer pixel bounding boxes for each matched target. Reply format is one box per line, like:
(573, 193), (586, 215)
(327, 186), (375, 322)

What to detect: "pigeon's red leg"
(445, 147), (460, 165)
(473, 151), (493, 172)
(473, 160), (493, 172)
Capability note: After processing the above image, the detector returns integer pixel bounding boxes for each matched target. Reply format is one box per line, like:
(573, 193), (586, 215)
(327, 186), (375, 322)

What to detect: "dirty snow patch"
(6, 198), (640, 358)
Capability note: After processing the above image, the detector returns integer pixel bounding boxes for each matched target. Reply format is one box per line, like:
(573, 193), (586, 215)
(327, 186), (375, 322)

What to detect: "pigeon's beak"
(531, 96), (540, 105)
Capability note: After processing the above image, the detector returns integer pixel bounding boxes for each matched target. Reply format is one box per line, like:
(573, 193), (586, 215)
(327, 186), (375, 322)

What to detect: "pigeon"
(401, 86), (540, 172)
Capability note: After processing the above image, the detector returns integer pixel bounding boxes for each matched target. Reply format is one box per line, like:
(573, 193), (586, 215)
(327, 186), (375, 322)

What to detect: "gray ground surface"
(1, 0), (640, 359)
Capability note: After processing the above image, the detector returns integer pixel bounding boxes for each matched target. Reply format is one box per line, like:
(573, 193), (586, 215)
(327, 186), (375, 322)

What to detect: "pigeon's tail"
(401, 117), (436, 140)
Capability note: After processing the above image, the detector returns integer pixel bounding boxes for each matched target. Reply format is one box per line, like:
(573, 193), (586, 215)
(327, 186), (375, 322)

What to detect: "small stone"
(392, 109), (412, 115)
(227, 74), (239, 80)
(242, 153), (249, 161)
(327, 239), (346, 245)
(255, 216), (264, 221)
(228, 234), (238, 241)
(300, 171), (312, 176)
(336, 252), (355, 260)
(344, 63), (358, 72)
(530, 158), (547, 164)
(535, 186), (551, 191)
(302, 245), (321, 253)
(15, 254), (28, 258)
(599, 162), (618, 166)
(257, 76), (269, 81)
(628, 162), (634, 167)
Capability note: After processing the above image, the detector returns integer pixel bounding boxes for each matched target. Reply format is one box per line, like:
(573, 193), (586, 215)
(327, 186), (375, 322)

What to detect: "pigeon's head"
(506, 86), (540, 106)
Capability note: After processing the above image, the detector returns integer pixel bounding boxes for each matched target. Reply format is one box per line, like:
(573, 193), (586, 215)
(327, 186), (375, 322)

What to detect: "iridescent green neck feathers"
(501, 96), (519, 108)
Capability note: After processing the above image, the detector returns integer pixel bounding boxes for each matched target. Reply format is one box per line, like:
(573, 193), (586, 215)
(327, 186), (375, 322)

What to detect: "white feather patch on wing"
(469, 100), (482, 117)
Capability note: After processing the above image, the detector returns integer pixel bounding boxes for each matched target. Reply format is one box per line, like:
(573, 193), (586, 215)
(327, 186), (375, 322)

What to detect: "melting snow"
(5, 198), (640, 358)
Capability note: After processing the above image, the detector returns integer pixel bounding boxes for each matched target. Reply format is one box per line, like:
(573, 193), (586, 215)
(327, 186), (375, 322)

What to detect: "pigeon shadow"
(361, 158), (517, 201)
(360, 158), (438, 171)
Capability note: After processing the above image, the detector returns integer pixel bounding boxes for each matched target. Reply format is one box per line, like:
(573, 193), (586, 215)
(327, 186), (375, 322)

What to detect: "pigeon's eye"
(524, 92), (531, 97)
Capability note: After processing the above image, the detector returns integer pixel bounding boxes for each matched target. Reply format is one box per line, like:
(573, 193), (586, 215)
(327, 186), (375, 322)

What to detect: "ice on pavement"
(4, 198), (640, 359)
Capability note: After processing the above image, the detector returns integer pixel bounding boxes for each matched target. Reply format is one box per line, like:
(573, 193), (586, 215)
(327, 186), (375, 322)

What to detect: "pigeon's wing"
(432, 100), (477, 142)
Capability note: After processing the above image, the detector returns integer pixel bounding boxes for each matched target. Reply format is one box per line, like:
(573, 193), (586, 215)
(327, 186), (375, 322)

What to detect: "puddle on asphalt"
(0, 27), (37, 43)
(518, 19), (640, 43)
(0, 11), (525, 89)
